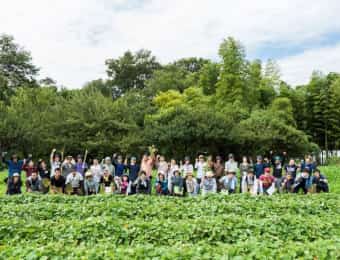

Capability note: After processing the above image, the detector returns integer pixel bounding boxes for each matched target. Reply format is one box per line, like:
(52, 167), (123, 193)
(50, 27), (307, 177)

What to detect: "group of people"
(2, 149), (330, 196)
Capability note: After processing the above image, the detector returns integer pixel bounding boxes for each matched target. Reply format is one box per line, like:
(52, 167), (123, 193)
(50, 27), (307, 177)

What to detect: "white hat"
(13, 173), (20, 177)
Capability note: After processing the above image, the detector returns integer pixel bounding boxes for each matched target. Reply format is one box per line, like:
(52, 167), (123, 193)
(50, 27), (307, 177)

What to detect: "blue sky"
(1, 0), (340, 88)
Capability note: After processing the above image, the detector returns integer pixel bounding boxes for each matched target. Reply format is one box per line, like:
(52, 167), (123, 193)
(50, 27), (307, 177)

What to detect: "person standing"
(50, 149), (61, 177)
(125, 156), (140, 195)
(3, 153), (24, 178)
(61, 156), (75, 178)
(213, 156), (224, 192)
(225, 154), (238, 174)
(76, 155), (88, 177)
(194, 155), (206, 185)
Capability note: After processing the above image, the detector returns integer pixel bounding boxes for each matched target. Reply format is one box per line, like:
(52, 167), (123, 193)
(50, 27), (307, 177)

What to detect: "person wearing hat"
(76, 155), (88, 177)
(254, 156), (265, 179)
(213, 156), (224, 192)
(194, 155), (206, 186)
(185, 171), (198, 196)
(84, 171), (97, 195)
(50, 148), (61, 177)
(50, 168), (65, 194)
(6, 172), (22, 195)
(61, 155), (75, 178)
(259, 168), (275, 195)
(101, 156), (115, 176)
(201, 171), (217, 195)
(225, 154), (238, 174)
(219, 171), (237, 194)
(113, 154), (126, 178)
(65, 166), (84, 195)
(100, 168), (114, 194)
(293, 168), (313, 194)
(155, 171), (168, 195)
(26, 171), (43, 193)
(124, 156), (140, 195)
(244, 168), (258, 195)
(270, 150), (287, 169)
(2, 153), (24, 178)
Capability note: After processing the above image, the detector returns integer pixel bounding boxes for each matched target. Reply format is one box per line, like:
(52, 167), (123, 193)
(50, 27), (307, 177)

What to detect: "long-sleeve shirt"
(5, 160), (24, 177)
(219, 176), (237, 191)
(126, 164), (140, 182)
(90, 164), (102, 183)
(201, 178), (217, 193)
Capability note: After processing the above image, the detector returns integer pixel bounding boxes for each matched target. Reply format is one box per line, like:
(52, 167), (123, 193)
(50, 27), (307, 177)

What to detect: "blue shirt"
(126, 164), (140, 181)
(254, 163), (265, 178)
(6, 160), (24, 177)
(115, 163), (125, 177)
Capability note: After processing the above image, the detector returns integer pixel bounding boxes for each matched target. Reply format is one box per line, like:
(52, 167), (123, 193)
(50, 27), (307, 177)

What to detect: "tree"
(173, 57), (209, 73)
(0, 34), (39, 99)
(198, 62), (219, 95)
(216, 37), (248, 107)
(105, 49), (161, 98)
(83, 79), (112, 97)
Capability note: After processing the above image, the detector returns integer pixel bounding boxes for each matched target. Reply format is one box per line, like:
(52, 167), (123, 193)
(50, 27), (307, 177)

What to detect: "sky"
(1, 0), (340, 88)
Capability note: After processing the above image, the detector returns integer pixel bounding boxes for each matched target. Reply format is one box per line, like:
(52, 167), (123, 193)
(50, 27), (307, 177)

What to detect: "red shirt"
(260, 174), (275, 189)
(22, 164), (38, 178)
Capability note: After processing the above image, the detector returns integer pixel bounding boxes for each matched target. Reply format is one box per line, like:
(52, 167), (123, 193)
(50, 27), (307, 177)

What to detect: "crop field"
(0, 167), (339, 259)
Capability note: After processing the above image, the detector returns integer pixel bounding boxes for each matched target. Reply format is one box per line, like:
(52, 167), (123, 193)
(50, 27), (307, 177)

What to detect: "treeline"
(0, 34), (339, 160)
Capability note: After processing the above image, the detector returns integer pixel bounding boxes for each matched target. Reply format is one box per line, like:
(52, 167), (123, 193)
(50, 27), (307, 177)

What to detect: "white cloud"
(279, 43), (340, 86)
(1, 0), (340, 87)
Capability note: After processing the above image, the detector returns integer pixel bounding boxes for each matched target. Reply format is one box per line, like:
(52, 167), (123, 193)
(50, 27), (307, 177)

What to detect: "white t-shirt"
(90, 164), (102, 182)
(194, 161), (207, 179)
(225, 160), (238, 173)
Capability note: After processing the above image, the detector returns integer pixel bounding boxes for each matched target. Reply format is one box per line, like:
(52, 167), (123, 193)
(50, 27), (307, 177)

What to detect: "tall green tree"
(105, 49), (161, 98)
(216, 37), (249, 108)
(0, 34), (39, 101)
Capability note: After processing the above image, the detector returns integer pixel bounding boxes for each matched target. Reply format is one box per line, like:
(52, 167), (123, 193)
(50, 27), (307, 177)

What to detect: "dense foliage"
(0, 193), (339, 259)
(1, 34), (340, 160)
